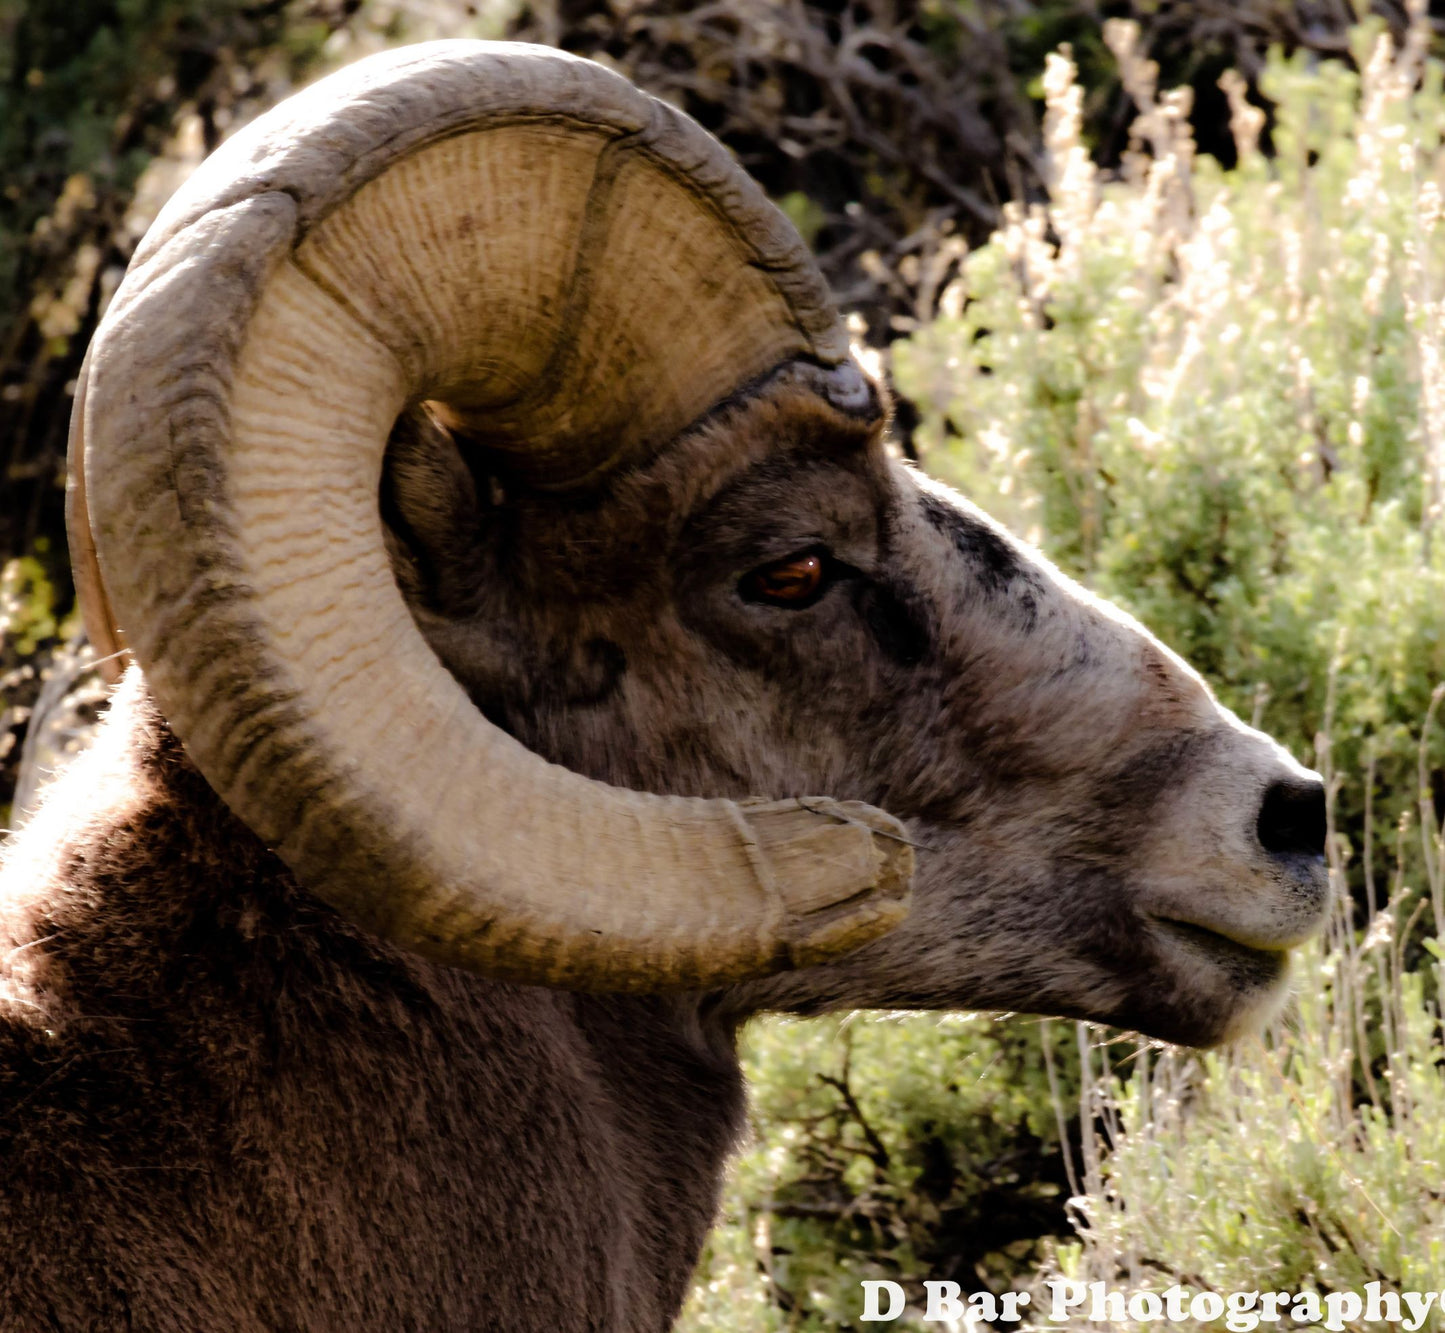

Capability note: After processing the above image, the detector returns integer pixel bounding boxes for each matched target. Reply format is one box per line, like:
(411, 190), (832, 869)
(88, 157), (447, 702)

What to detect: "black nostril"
(1256, 779), (1327, 859)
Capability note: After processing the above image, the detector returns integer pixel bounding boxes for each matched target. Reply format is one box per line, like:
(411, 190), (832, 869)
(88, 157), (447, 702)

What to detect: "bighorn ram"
(0, 41), (1328, 1330)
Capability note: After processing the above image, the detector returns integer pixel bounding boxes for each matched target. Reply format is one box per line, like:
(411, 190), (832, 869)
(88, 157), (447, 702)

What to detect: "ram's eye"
(740, 550), (830, 607)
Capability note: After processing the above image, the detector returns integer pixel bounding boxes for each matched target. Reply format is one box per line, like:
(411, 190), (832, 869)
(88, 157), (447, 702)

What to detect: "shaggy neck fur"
(0, 676), (744, 1332)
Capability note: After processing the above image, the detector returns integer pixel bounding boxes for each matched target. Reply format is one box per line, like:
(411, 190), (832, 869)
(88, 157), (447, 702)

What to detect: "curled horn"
(67, 41), (912, 991)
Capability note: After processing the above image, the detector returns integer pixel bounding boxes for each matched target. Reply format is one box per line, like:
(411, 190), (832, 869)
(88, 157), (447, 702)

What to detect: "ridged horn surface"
(72, 41), (912, 990)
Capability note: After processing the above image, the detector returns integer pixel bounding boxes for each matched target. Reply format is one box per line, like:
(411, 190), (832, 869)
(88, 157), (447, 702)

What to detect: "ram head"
(67, 41), (1329, 1046)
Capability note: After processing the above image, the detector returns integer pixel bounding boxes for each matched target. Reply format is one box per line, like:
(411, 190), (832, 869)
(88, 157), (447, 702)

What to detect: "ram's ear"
(382, 407), (488, 617)
(382, 408), (517, 712)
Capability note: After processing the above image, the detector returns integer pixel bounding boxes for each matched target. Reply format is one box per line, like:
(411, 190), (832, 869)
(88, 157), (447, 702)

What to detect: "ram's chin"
(1110, 926), (1294, 1048)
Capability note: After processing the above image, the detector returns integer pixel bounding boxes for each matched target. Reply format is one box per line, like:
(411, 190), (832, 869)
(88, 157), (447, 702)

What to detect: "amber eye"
(740, 550), (830, 607)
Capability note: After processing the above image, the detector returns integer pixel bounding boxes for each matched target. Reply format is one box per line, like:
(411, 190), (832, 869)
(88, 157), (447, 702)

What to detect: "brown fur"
(0, 373), (1326, 1329)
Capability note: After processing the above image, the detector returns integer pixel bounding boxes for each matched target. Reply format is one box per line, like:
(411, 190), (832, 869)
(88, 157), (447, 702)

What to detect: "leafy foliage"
(0, 0), (367, 602)
(683, 1016), (1079, 1332)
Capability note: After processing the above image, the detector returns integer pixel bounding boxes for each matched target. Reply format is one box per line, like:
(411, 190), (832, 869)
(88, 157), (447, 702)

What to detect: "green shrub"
(683, 1014), (1078, 1333)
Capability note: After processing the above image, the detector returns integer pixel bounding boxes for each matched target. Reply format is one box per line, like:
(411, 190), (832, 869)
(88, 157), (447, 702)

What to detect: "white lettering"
(924, 1283), (967, 1322)
(1324, 1292), (1363, 1331)
(1402, 1291), (1438, 1332)
(1127, 1291), (1163, 1321)
(864, 1279), (1445, 1327)
(1365, 1282), (1402, 1323)
(1048, 1281), (1087, 1320)
(1226, 1291), (1261, 1332)
(999, 1292), (1031, 1322)
(861, 1281), (905, 1322)
(956, 1290), (997, 1323)
(1163, 1287), (1190, 1321)
(1259, 1292), (1290, 1321)
(1191, 1292), (1225, 1322)
(1090, 1283), (1126, 1322)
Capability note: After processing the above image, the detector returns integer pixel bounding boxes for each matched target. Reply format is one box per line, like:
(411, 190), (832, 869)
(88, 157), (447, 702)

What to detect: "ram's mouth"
(1154, 916), (1291, 980)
